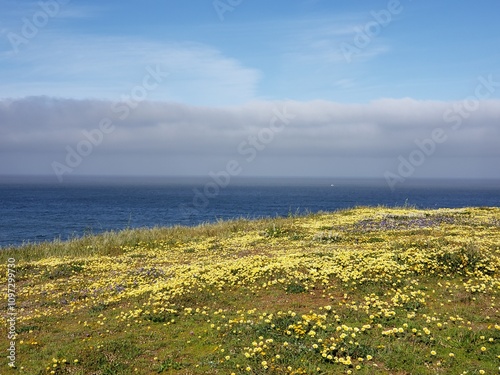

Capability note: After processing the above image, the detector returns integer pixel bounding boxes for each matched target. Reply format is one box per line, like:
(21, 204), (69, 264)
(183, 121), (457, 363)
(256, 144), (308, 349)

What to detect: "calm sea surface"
(1, 176), (499, 248)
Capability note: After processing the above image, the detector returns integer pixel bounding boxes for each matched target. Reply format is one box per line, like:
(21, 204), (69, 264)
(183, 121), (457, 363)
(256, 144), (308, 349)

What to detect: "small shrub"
(313, 231), (343, 243)
(286, 282), (306, 294)
(90, 302), (109, 314)
(263, 223), (288, 238)
(45, 261), (85, 280)
(156, 358), (185, 372)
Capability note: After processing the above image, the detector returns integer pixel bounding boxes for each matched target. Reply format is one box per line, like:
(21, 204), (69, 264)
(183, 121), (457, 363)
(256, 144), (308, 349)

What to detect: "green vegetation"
(1, 206), (499, 374)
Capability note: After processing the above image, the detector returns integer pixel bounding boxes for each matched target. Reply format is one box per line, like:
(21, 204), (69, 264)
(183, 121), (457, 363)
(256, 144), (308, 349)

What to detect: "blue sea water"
(0, 176), (499, 248)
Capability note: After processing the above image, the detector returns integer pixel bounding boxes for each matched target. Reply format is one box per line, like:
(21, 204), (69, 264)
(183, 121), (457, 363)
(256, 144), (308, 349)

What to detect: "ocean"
(1, 176), (499, 248)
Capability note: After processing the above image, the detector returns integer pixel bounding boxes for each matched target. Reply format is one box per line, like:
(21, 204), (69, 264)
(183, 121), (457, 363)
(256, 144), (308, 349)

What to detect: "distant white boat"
(330, 184), (335, 187)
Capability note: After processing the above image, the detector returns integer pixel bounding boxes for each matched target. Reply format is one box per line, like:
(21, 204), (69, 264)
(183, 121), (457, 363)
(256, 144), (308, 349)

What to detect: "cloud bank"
(0, 96), (499, 179)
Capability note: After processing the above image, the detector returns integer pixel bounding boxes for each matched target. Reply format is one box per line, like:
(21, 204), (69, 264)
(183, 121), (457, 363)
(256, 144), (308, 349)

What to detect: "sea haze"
(0, 176), (499, 248)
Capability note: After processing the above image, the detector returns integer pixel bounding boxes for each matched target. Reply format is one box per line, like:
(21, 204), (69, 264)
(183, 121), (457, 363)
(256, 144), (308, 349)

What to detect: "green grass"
(1, 206), (499, 374)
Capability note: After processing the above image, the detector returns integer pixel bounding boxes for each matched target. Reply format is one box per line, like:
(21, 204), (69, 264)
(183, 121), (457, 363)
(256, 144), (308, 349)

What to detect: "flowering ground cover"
(1, 206), (499, 374)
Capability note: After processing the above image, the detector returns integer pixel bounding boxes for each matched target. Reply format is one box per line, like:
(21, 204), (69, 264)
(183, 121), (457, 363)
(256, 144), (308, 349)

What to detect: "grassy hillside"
(1, 207), (500, 374)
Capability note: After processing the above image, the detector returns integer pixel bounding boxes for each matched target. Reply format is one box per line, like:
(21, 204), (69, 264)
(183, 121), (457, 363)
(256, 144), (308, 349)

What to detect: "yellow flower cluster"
(0, 207), (498, 374)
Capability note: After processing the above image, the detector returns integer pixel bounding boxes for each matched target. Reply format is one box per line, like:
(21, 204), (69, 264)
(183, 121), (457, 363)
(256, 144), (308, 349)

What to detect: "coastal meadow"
(1, 206), (499, 374)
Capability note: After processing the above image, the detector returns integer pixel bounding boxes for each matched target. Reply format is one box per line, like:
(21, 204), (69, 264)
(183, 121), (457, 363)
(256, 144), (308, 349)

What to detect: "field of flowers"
(1, 206), (499, 374)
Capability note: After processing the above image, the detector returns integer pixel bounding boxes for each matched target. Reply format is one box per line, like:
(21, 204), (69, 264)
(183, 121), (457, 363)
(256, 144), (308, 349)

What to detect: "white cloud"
(0, 96), (499, 178)
(281, 14), (393, 65)
(0, 35), (261, 105)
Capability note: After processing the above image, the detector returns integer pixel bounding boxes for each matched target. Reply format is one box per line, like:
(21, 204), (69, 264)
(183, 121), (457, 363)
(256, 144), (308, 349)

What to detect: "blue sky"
(2, 0), (500, 104)
(0, 0), (499, 182)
